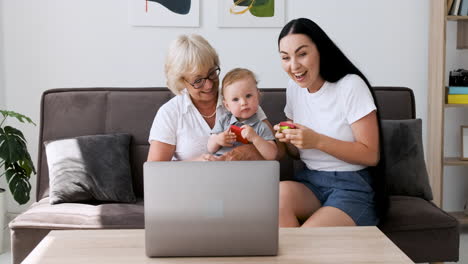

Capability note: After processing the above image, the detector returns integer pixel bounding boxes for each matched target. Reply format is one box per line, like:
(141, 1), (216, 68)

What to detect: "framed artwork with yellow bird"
(218, 0), (285, 28)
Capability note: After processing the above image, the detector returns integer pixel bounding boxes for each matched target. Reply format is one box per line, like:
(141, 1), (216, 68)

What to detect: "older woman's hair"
(221, 68), (258, 96)
(165, 34), (220, 95)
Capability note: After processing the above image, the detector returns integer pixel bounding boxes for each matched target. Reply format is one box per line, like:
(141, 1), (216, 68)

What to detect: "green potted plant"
(0, 110), (36, 205)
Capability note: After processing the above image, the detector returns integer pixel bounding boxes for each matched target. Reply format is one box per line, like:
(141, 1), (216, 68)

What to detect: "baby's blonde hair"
(221, 68), (258, 96)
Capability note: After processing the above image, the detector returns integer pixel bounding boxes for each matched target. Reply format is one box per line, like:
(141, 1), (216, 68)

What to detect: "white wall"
(0, 0), (6, 195)
(443, 22), (468, 211)
(1, 0), (430, 213)
(0, 0), (4, 108)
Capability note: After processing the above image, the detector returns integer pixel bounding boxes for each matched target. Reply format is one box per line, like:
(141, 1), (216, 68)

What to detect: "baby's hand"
(217, 129), (236, 147)
(240, 125), (258, 142)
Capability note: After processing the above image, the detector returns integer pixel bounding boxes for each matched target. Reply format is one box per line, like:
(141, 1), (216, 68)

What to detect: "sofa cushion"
(378, 196), (457, 232)
(9, 197), (144, 229)
(45, 133), (136, 204)
(381, 119), (433, 200)
(378, 196), (459, 263)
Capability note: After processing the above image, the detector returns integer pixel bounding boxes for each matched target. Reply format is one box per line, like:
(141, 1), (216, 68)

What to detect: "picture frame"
(128, 0), (200, 27)
(218, 0), (285, 28)
(462, 125), (468, 160)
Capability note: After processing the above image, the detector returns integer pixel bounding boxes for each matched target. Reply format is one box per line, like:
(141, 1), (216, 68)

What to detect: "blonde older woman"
(147, 34), (273, 161)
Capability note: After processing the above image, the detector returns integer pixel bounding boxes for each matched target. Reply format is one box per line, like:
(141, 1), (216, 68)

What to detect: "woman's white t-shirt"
(284, 74), (376, 171)
(149, 89), (266, 161)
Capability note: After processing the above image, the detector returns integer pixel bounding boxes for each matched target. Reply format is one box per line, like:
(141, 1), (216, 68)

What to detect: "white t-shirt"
(149, 89), (266, 160)
(284, 74), (376, 171)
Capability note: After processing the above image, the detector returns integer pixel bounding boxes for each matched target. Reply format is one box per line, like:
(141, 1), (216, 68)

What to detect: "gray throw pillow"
(45, 133), (136, 204)
(381, 119), (433, 200)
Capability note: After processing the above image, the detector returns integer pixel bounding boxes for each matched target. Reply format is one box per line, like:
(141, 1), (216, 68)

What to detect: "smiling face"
(279, 33), (325, 93)
(183, 65), (220, 104)
(223, 76), (259, 121)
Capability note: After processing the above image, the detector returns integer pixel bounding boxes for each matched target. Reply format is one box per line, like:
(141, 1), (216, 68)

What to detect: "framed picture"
(462, 126), (468, 160)
(128, 0), (199, 27)
(218, 0), (285, 28)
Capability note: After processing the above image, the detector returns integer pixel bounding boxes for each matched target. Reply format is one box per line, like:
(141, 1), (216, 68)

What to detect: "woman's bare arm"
(147, 141), (176, 161)
(281, 112), (379, 166)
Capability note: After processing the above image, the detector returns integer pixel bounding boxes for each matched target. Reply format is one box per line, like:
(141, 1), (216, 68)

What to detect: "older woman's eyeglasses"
(185, 67), (221, 89)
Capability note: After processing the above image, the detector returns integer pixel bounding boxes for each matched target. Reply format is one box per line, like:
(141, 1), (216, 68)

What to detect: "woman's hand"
(213, 144), (264, 161)
(191, 153), (219, 161)
(274, 122), (290, 143)
(275, 122), (321, 149)
(273, 121), (300, 158)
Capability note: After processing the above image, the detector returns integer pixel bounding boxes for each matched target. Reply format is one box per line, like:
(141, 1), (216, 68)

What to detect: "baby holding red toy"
(207, 68), (277, 160)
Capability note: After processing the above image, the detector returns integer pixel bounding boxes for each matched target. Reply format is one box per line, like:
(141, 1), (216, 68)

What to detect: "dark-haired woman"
(274, 18), (383, 227)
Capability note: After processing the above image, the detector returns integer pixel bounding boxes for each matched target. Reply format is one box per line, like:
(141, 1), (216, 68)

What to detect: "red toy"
(230, 125), (249, 144)
(279, 122), (297, 130)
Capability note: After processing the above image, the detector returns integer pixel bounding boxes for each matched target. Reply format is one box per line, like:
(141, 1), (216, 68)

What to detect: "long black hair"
(278, 18), (388, 220)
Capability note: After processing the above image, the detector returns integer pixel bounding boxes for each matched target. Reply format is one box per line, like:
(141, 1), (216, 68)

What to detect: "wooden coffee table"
(22, 227), (413, 264)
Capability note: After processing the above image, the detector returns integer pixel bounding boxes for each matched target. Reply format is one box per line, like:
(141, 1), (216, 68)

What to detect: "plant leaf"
(8, 173), (31, 205)
(0, 110), (36, 205)
(5, 166), (14, 182)
(5, 162), (31, 205)
(0, 128), (28, 164)
(4, 126), (27, 142)
(19, 156), (35, 176)
(0, 110), (36, 126)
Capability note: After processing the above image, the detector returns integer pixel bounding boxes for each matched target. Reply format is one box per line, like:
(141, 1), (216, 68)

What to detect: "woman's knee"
(279, 181), (321, 218)
(279, 181), (300, 207)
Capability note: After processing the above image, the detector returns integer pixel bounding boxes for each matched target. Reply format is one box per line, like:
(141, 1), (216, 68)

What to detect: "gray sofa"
(9, 87), (459, 263)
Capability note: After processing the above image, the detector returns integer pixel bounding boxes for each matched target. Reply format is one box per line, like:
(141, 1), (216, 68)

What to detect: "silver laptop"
(143, 160), (279, 257)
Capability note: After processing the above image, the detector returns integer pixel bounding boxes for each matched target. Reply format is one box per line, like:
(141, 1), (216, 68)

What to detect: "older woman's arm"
(148, 140), (216, 162)
(147, 141), (176, 161)
(220, 144), (264, 161)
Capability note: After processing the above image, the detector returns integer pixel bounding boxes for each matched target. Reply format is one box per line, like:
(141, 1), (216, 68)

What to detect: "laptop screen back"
(143, 160), (279, 257)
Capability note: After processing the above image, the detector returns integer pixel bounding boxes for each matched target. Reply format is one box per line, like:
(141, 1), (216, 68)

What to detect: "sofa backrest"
(36, 87), (415, 200)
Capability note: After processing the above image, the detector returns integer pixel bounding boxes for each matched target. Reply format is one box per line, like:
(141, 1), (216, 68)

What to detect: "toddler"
(207, 68), (277, 160)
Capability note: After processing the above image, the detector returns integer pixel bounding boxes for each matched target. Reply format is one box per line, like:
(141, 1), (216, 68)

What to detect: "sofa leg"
(11, 228), (50, 264)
